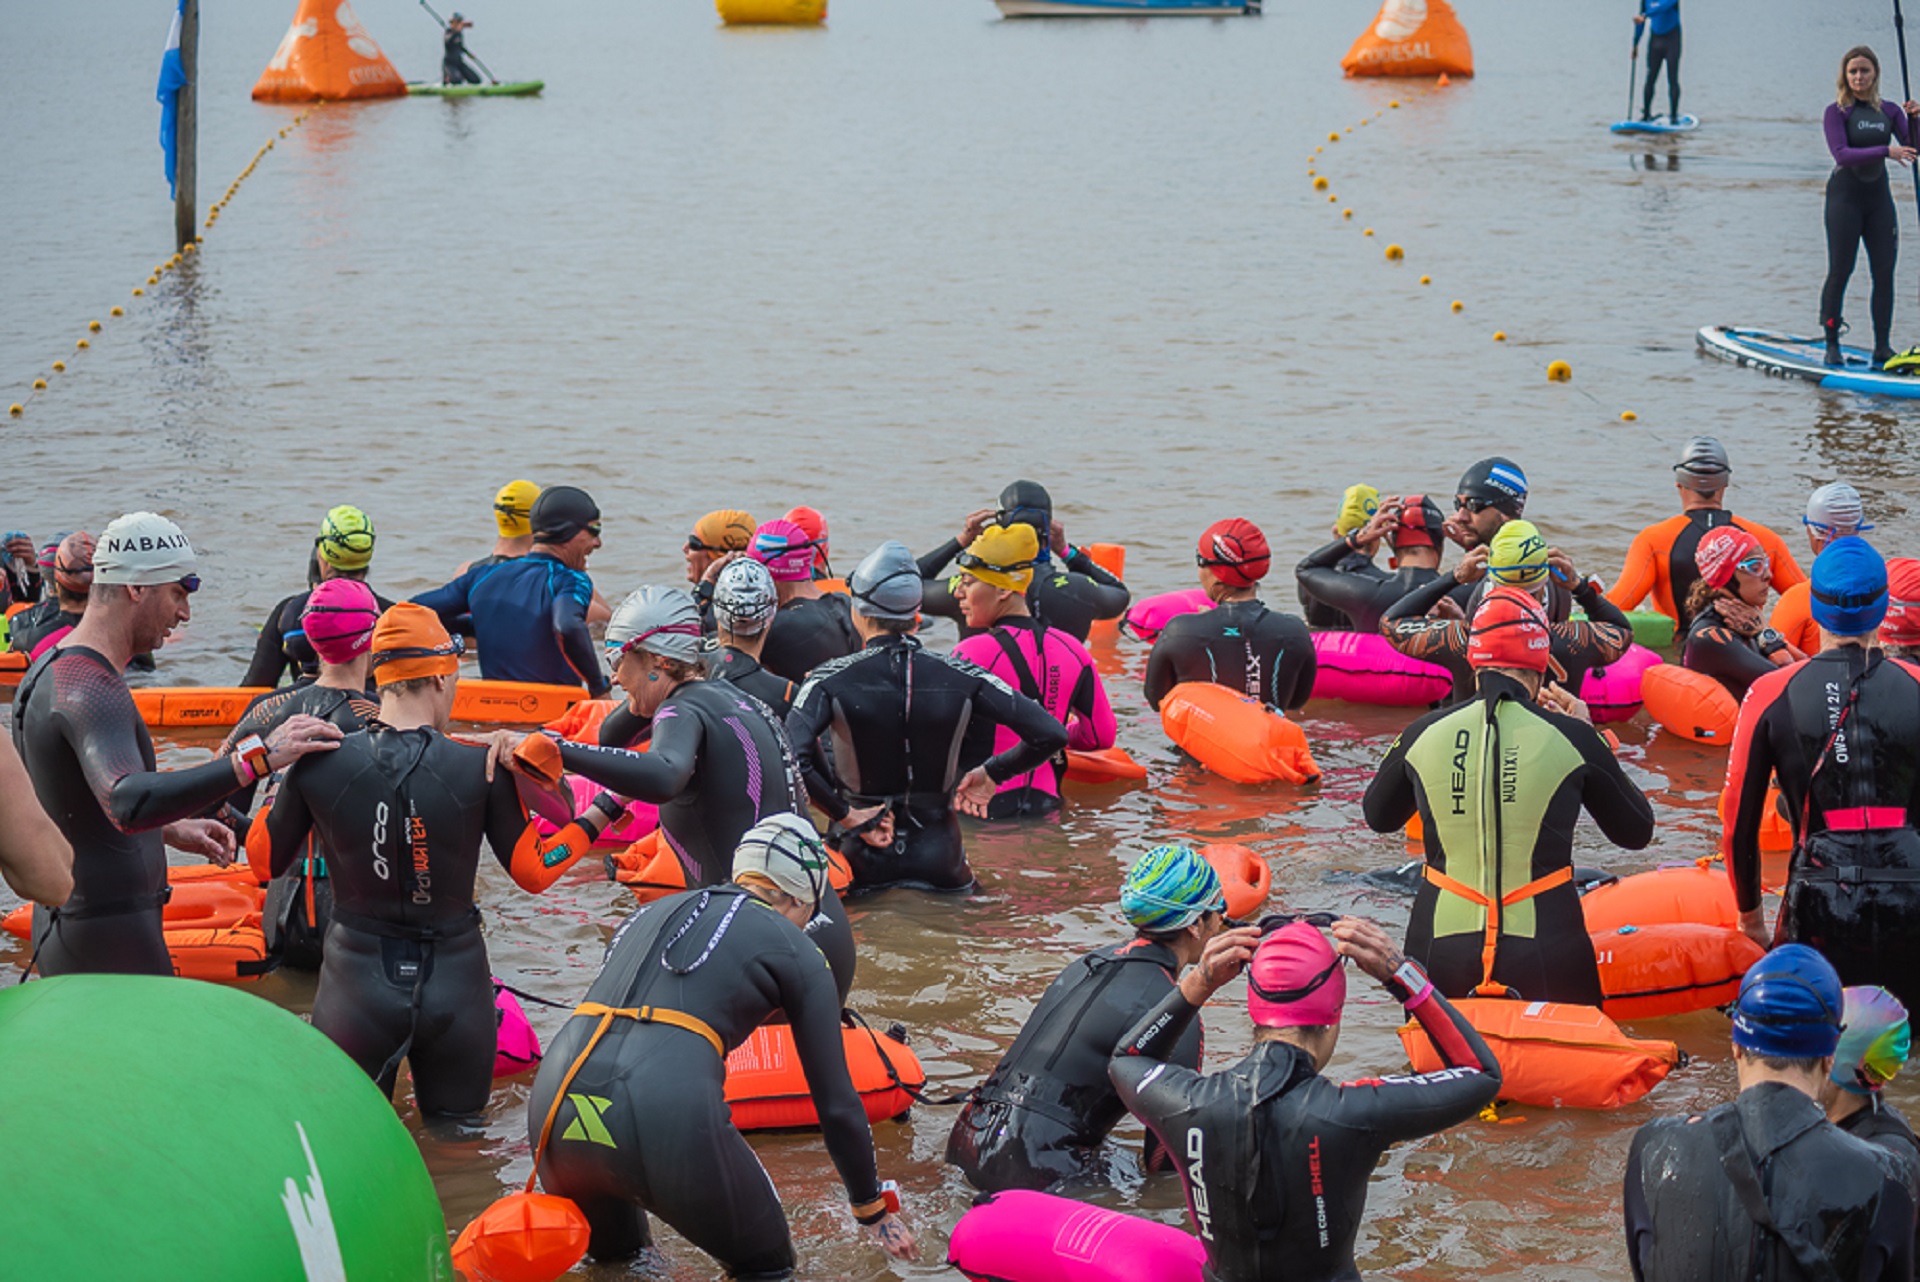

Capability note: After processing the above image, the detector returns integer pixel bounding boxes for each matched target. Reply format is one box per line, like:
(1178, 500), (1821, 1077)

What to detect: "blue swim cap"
(1731, 944), (1844, 1060)
(1811, 536), (1889, 637)
(1120, 845), (1226, 933)
(1833, 986), (1911, 1096)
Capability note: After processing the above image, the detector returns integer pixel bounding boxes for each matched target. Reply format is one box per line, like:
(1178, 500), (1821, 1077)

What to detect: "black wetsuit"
(6, 600), (74, 655)
(1294, 537), (1438, 637)
(1724, 651), (1920, 1007)
(1682, 600), (1791, 700)
(1624, 1082), (1915, 1282)
(264, 724), (596, 1116)
(443, 26), (482, 84)
(1824, 101), (1911, 356)
(1110, 984), (1501, 1282)
(707, 645), (797, 717)
(1842, 1100), (1920, 1262)
(1381, 574), (1632, 704)
(947, 937), (1201, 1193)
(785, 634), (1069, 892)
(240, 585), (395, 689)
(1296, 545), (1381, 630)
(530, 886), (883, 1274)
(918, 543), (1129, 643)
(12, 646), (255, 976)
(759, 594), (860, 683)
(1640, 0), (1681, 121)
(1363, 672), (1656, 1004)
(223, 681), (380, 969)
(1141, 598), (1316, 713)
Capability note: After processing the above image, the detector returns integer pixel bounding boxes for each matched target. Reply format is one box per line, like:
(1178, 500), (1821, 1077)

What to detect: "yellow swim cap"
(315, 505), (375, 572)
(691, 510), (757, 553)
(958, 524), (1039, 592)
(1488, 519), (1550, 590)
(494, 480), (539, 538)
(1334, 484), (1380, 536)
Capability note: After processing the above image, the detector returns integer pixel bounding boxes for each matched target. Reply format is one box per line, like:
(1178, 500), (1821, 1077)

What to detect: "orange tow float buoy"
(1200, 844), (1271, 920)
(1063, 746), (1147, 786)
(1580, 864), (1738, 933)
(1159, 682), (1320, 785)
(725, 1022), (925, 1130)
(450, 1192), (591, 1282)
(541, 697), (619, 744)
(1717, 784), (1793, 851)
(1638, 665), (1738, 745)
(1341, 0), (1474, 79)
(1400, 998), (1680, 1109)
(1593, 923), (1764, 1021)
(132, 687), (269, 729)
(251, 0), (407, 102)
(608, 831), (850, 904)
(0, 650), (27, 690)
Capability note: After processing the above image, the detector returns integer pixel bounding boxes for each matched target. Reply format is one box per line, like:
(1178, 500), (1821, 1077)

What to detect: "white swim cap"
(93, 512), (198, 587)
(606, 586), (704, 665)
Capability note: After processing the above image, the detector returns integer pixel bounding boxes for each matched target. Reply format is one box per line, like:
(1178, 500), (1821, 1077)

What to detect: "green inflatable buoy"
(1624, 609), (1676, 650)
(0, 976), (454, 1281)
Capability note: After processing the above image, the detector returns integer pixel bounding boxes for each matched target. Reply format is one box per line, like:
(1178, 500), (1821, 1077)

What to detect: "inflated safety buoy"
(1341, 0), (1474, 78)
(948, 1189), (1205, 1282)
(494, 979), (542, 1079)
(1717, 784), (1794, 852)
(725, 1022), (924, 1130)
(541, 697), (618, 743)
(1593, 923), (1764, 1021)
(1580, 864), (1738, 933)
(164, 925), (274, 983)
(125, 679), (587, 729)
(451, 1191), (590, 1282)
(0, 649), (27, 689)
(1201, 844), (1272, 920)
(1159, 682), (1320, 785)
(607, 831), (851, 904)
(1122, 588), (1212, 643)
(1309, 631), (1452, 706)
(131, 687), (271, 729)
(716, 0), (826, 23)
(1639, 664), (1738, 745)
(1580, 644), (1663, 724)
(251, 0), (407, 101)
(1400, 998), (1680, 1109)
(1063, 746), (1148, 785)
(532, 774), (655, 849)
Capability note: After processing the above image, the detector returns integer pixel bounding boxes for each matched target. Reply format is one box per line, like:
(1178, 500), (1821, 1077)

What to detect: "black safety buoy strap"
(1710, 1110), (1843, 1282)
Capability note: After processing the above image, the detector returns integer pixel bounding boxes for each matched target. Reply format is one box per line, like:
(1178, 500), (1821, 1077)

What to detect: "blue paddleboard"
(1611, 114), (1700, 134)
(1695, 325), (1920, 401)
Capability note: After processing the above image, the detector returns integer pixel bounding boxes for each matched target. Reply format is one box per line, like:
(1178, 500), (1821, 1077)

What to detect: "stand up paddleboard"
(1696, 325), (1920, 400)
(407, 80), (544, 97)
(1611, 114), (1699, 134)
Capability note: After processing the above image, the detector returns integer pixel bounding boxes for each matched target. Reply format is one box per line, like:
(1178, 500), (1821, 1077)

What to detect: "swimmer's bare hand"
(952, 767), (997, 818)
(1178, 925), (1261, 1004)
(859, 810), (895, 849)
(1442, 513), (1479, 550)
(1537, 682), (1592, 724)
(450, 729), (524, 782)
(958, 507), (997, 546)
(1546, 548), (1580, 586)
(701, 550), (744, 586)
(1355, 500), (1400, 548)
(1429, 594), (1465, 621)
(165, 818), (237, 867)
(871, 1213), (919, 1262)
(264, 715), (343, 770)
(1048, 519), (1069, 558)
(1715, 597), (1763, 636)
(1452, 546), (1490, 585)
(1332, 916), (1404, 983)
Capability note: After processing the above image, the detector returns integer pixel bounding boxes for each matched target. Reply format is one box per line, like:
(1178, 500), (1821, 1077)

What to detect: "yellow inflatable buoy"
(1621, 410), (1638, 421)
(1363, 228), (1375, 236)
(1547, 360), (1573, 382)
(1493, 330), (1507, 341)
(1328, 132), (1340, 142)
(1418, 273), (1431, 284)
(1385, 244), (1405, 260)
(7, 405), (21, 417)
(1450, 300), (1464, 312)
(1342, 209), (1353, 219)
(110, 306), (124, 316)
(51, 361), (65, 373)
(132, 288), (144, 297)
(88, 320), (101, 332)
(1313, 176), (1329, 190)
(75, 339), (89, 350)
(32, 379), (47, 390)
(717, 0), (826, 23)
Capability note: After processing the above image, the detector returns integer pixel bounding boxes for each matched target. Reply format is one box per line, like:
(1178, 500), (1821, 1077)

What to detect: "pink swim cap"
(302, 578), (380, 665)
(751, 519), (817, 583)
(1246, 921), (1347, 1029)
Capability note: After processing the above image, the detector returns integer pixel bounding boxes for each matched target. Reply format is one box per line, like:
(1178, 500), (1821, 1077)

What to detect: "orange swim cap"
(370, 602), (463, 686)
(691, 509), (756, 553)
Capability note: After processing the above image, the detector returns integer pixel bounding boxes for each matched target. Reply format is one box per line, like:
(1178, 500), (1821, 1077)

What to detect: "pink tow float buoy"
(1121, 588), (1212, 642)
(1308, 631), (1452, 706)
(492, 978), (541, 1078)
(948, 1189), (1205, 1282)
(532, 774), (657, 848)
(1578, 643), (1662, 724)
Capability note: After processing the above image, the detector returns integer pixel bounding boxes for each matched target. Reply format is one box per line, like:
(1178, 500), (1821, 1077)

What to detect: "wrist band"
(851, 1197), (888, 1225)
(233, 734), (271, 784)
(1386, 958), (1433, 1006)
(588, 793), (625, 824)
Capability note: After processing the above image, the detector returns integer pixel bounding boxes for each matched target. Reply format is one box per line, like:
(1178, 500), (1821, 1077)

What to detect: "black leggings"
(1643, 30), (1680, 120)
(1822, 170), (1900, 350)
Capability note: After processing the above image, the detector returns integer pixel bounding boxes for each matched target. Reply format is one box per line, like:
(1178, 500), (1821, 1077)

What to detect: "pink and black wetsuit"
(953, 616), (1115, 818)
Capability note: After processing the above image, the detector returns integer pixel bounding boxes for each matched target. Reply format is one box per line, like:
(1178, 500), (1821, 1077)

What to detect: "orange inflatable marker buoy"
(451, 1192), (591, 1282)
(1717, 784), (1793, 852)
(251, 0), (407, 102)
(1639, 665), (1738, 745)
(1159, 682), (1320, 785)
(1082, 543), (1127, 581)
(454, 680), (589, 726)
(1341, 0), (1474, 78)
(1400, 998), (1678, 1109)
(165, 924), (273, 983)
(1580, 865), (1738, 933)
(1200, 844), (1271, 920)
(725, 1023), (924, 1130)
(1593, 923), (1764, 1021)
(1063, 746), (1148, 786)
(541, 697), (619, 744)
(605, 830), (684, 904)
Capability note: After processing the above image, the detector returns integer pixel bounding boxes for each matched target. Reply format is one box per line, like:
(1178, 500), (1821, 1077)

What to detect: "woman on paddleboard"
(1822, 46), (1920, 370)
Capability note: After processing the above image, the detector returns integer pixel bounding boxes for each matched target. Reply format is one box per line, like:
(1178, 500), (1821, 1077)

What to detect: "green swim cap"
(1488, 519), (1549, 590)
(316, 505), (376, 572)
(1334, 485), (1380, 537)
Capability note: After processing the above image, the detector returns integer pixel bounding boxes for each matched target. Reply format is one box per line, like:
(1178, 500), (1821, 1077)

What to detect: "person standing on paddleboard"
(1822, 46), (1920, 370)
(442, 13), (482, 86)
(1634, 0), (1682, 123)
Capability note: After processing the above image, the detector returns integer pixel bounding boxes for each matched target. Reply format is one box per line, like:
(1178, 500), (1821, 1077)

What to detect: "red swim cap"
(1467, 585), (1552, 672)
(1391, 495), (1445, 550)
(1197, 518), (1270, 588)
(783, 506), (830, 572)
(1247, 921), (1347, 1028)
(1695, 526), (1762, 590)
(303, 578), (380, 665)
(1884, 558), (1920, 645)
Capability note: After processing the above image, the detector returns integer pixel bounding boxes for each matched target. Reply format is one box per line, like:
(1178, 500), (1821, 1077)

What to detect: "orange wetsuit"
(1769, 580), (1823, 656)
(1605, 510), (1804, 632)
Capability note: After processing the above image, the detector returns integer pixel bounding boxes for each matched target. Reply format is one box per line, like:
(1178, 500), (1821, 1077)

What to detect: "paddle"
(1896, 0), (1920, 220)
(418, 0), (500, 86)
(1626, 12), (1644, 124)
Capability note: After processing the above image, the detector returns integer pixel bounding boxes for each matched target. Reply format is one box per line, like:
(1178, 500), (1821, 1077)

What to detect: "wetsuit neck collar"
(1734, 1081), (1831, 1158)
(722, 645), (763, 674)
(1246, 1037), (1324, 1094)
(862, 633), (920, 652)
(1475, 669), (1536, 702)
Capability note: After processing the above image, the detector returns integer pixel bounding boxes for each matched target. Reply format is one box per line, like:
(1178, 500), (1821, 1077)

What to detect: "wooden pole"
(173, 0), (197, 251)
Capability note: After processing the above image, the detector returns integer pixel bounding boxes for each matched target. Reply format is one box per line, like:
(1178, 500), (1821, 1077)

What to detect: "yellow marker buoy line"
(8, 110), (315, 420)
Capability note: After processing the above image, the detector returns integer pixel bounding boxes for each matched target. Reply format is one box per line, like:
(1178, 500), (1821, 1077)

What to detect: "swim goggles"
(316, 528), (374, 557)
(1734, 553), (1770, 577)
(1455, 495), (1498, 514)
(996, 504), (1050, 532)
(174, 574), (201, 595)
(956, 550), (1034, 577)
(370, 635), (465, 668)
(1805, 516), (1874, 538)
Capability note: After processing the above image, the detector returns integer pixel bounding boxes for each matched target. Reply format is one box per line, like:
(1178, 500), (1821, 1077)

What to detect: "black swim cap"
(531, 486), (601, 543)
(1455, 457), (1527, 517)
(998, 480), (1053, 533)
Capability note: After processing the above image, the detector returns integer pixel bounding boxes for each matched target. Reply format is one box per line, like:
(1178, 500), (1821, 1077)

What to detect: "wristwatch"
(232, 733), (272, 784)
(1383, 957), (1433, 1006)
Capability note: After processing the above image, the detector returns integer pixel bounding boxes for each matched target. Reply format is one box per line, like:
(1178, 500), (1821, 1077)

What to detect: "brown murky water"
(8, 0), (1920, 1276)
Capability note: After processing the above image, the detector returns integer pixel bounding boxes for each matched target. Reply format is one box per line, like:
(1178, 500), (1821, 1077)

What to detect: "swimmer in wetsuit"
(14, 513), (342, 976)
(1822, 48), (1920, 368)
(1297, 484), (1382, 629)
(949, 523), (1115, 818)
(1823, 986), (1920, 1250)
(260, 604), (611, 1117)
(1605, 437), (1805, 633)
(946, 844), (1224, 1193)
(750, 519), (859, 682)
(785, 541), (1068, 893)
(413, 486), (611, 695)
(783, 504), (835, 580)
(528, 816), (919, 1275)
(9, 531), (93, 658)
(1111, 916), (1500, 1282)
(707, 557), (798, 716)
(684, 508), (757, 587)
(1682, 526), (1805, 700)
(1143, 518), (1315, 713)
(1772, 482), (1873, 655)
(917, 480), (1130, 643)
(241, 506), (395, 689)
(1295, 495), (1446, 637)
(1366, 587), (1655, 1004)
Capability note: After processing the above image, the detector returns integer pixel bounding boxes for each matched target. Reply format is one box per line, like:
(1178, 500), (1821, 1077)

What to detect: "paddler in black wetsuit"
(1295, 495), (1446, 636)
(12, 512), (343, 977)
(261, 604), (612, 1118)
(947, 844), (1226, 1193)
(442, 12), (483, 85)
(784, 541), (1069, 893)
(528, 816), (920, 1274)
(1142, 518), (1315, 712)
(1111, 916), (1500, 1282)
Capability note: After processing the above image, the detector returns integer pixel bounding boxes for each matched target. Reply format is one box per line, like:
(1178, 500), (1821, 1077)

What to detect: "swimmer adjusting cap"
(370, 602), (463, 686)
(1694, 526), (1763, 591)
(692, 509), (756, 553)
(1810, 536), (1889, 637)
(94, 512), (197, 587)
(714, 558), (778, 637)
(1247, 921), (1347, 1029)
(1120, 844), (1225, 933)
(303, 578), (380, 665)
(997, 480), (1052, 530)
(1731, 943), (1843, 1060)
(1335, 485), (1380, 537)
(1197, 518), (1270, 588)
(1456, 457), (1527, 515)
(316, 505), (376, 572)
(1468, 585), (1553, 673)
(1674, 435), (1732, 491)
(53, 531), (95, 595)
(1833, 986), (1910, 1097)
(751, 519), (818, 584)
(494, 480), (540, 538)
(531, 486), (600, 544)
(1487, 520), (1550, 591)
(607, 586), (704, 665)
(849, 541), (923, 622)
(733, 814), (832, 913)
(1806, 482), (1869, 538)
(1882, 558), (1920, 645)
(958, 524), (1039, 592)
(1390, 495), (1447, 550)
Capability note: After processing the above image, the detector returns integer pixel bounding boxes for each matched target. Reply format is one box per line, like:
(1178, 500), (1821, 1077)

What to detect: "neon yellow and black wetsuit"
(1362, 672), (1655, 1004)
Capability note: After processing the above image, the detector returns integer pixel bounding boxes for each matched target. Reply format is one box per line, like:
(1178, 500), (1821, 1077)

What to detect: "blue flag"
(157, 0), (187, 196)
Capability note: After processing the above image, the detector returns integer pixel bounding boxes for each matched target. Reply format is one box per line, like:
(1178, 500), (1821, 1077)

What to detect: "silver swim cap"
(848, 541), (923, 622)
(606, 585), (704, 665)
(714, 559), (778, 637)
